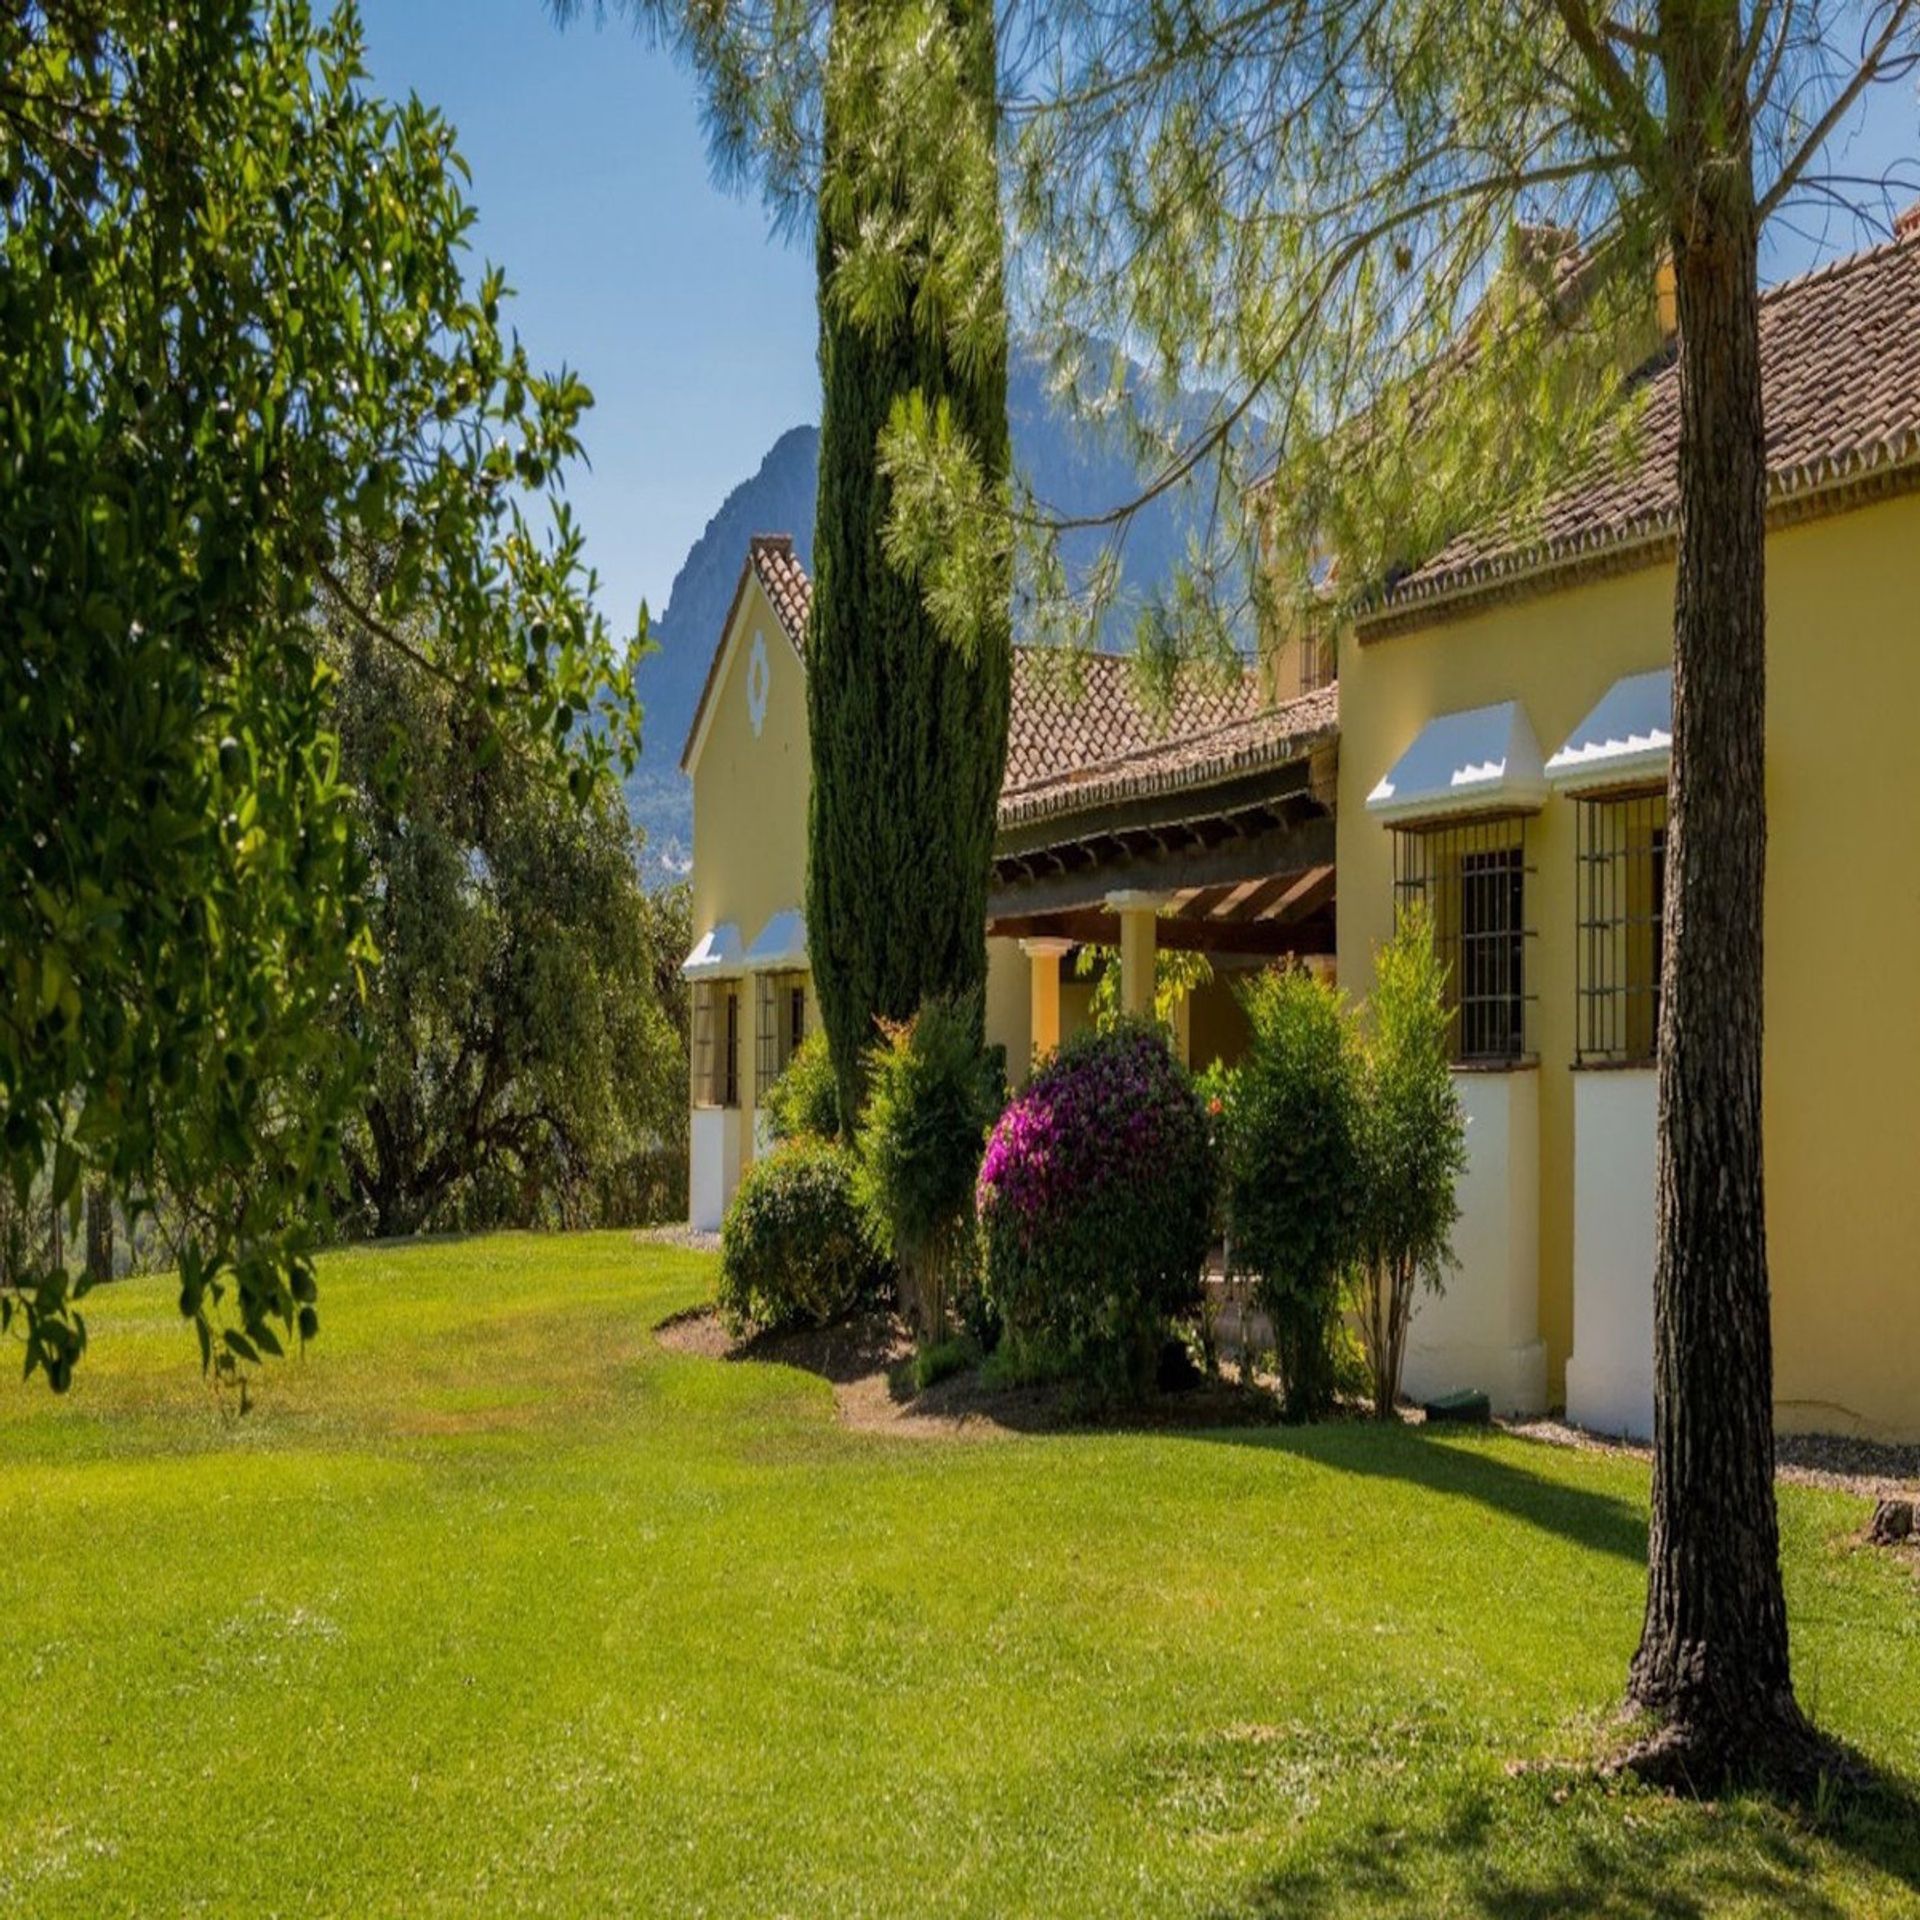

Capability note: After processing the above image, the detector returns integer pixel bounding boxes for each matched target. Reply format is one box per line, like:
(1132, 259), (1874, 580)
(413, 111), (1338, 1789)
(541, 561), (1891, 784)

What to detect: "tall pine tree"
(805, 0), (1012, 1120)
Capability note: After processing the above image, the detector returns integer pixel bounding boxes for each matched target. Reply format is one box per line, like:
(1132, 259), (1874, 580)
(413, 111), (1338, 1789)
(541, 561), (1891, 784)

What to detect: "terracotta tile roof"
(1005, 648), (1270, 789)
(684, 537), (1335, 815)
(997, 684), (1340, 831)
(1368, 217), (1920, 630)
(749, 533), (812, 652)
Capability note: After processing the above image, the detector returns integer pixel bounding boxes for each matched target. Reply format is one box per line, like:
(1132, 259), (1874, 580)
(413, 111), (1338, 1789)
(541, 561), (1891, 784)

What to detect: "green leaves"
(1, 0), (639, 1392)
(321, 592), (687, 1240)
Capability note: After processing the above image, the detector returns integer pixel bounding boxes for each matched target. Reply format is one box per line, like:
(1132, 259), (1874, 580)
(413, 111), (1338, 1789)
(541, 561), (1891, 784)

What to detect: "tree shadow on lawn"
(658, 1305), (1286, 1434)
(1213, 1767), (1920, 1918)
(1182, 1419), (1651, 1567)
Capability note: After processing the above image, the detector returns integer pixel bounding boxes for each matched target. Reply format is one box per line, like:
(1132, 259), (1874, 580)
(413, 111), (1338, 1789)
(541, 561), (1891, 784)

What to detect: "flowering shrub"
(977, 1021), (1214, 1396)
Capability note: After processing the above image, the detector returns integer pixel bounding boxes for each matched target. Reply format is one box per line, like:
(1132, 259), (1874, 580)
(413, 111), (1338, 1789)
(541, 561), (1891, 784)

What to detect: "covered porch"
(987, 708), (1340, 1070)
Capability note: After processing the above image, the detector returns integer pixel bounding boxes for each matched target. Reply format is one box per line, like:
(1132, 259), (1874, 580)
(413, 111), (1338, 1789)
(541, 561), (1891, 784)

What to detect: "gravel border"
(635, 1222), (721, 1254)
(1508, 1416), (1920, 1501)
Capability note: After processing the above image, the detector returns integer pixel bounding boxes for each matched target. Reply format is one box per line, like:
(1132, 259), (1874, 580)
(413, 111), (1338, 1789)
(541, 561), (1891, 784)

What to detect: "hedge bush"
(1354, 906), (1465, 1416)
(1228, 966), (1364, 1421)
(855, 994), (1000, 1343)
(716, 1137), (884, 1334)
(976, 1021), (1214, 1398)
(761, 1030), (842, 1143)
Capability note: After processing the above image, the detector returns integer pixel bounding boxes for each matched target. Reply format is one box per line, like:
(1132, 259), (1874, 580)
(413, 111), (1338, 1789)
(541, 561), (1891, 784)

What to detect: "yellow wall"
(1188, 971), (1254, 1073)
(687, 575), (812, 1145)
(1337, 490), (1920, 1438)
(689, 585), (1036, 1125)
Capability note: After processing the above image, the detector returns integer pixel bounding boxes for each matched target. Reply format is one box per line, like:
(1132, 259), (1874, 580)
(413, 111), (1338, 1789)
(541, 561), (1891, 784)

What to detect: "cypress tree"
(805, 0), (1012, 1122)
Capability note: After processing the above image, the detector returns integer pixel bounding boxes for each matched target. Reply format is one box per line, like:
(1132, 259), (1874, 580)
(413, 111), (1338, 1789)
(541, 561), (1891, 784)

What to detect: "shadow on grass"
(681, 1302), (1651, 1546)
(1184, 1419), (1651, 1567)
(1216, 1766), (1920, 1919)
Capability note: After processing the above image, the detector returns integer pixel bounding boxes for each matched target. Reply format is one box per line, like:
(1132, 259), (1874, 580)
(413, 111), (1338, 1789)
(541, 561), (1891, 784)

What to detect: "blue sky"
(359, 1), (1919, 641)
(359, 0), (818, 643)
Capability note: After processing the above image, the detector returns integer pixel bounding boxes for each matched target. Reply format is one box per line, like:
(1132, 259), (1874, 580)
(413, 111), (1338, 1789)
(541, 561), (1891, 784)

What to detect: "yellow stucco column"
(1106, 890), (1171, 1023)
(1020, 937), (1074, 1068)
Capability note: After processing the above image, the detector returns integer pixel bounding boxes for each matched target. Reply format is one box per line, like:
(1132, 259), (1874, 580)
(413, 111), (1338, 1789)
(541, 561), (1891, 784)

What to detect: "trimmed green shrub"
(762, 1030), (842, 1143)
(716, 1138), (884, 1334)
(977, 1021), (1214, 1399)
(912, 1333), (978, 1392)
(1229, 966), (1364, 1421)
(855, 994), (1000, 1343)
(1354, 905), (1466, 1417)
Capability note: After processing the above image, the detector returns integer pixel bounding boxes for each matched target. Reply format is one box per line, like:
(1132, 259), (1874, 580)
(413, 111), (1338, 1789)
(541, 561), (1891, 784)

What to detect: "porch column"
(1020, 937), (1074, 1064)
(1106, 890), (1171, 1022)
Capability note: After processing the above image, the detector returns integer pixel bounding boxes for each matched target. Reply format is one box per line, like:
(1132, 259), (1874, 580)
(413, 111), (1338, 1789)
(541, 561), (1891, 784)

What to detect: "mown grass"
(3, 1232), (1916, 1918)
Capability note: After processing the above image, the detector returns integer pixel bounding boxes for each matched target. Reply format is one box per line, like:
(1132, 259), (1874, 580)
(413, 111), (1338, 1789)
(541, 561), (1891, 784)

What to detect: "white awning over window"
(1365, 700), (1548, 825)
(1545, 668), (1672, 792)
(681, 922), (745, 981)
(743, 909), (808, 973)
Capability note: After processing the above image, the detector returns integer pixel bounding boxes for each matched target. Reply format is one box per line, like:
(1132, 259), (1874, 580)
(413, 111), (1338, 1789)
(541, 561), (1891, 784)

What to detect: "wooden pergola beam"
(988, 911), (1335, 959)
(987, 809), (1335, 921)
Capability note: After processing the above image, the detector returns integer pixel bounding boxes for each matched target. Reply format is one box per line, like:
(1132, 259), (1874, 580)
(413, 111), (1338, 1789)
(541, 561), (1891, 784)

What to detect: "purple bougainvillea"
(978, 1021), (1215, 1394)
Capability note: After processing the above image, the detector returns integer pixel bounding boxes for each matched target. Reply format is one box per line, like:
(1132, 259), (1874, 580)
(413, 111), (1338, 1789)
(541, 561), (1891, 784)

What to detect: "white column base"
(689, 1105), (745, 1232)
(1402, 1068), (1547, 1418)
(1565, 1069), (1657, 1440)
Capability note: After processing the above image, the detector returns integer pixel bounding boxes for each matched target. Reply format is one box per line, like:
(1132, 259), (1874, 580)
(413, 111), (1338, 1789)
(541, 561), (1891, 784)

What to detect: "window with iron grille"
(693, 982), (741, 1107)
(1301, 631), (1337, 693)
(720, 987), (740, 1107)
(755, 974), (776, 1099)
(1574, 789), (1667, 1065)
(691, 984), (714, 1103)
(754, 971), (811, 1099)
(1391, 815), (1536, 1064)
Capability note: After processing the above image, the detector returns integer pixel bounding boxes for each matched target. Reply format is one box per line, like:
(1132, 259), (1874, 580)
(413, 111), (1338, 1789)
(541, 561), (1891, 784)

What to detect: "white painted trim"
(690, 1105), (745, 1232)
(1365, 700), (1549, 825)
(742, 908), (808, 973)
(1104, 889), (1175, 914)
(1546, 668), (1672, 794)
(682, 921), (745, 981)
(1402, 1068), (1548, 1417)
(1566, 1068), (1658, 1440)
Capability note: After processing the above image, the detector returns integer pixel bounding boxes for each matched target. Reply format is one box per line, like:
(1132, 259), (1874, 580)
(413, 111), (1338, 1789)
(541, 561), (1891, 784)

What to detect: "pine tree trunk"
(1627, 6), (1810, 1785)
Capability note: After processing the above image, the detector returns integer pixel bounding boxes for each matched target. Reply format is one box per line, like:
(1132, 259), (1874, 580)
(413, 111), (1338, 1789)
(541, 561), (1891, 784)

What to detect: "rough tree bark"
(1626, 0), (1813, 1785)
(84, 1181), (113, 1285)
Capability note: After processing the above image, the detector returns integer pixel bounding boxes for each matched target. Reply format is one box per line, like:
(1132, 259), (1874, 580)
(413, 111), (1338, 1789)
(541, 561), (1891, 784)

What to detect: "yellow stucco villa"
(682, 213), (1920, 1442)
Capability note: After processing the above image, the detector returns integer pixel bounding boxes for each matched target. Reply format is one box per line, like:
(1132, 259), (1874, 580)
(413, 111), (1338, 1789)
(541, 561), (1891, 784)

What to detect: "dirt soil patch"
(654, 1306), (1282, 1439)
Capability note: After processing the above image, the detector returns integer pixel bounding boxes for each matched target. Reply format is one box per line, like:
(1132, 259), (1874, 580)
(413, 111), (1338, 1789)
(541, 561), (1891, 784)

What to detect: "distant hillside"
(626, 359), (1219, 879)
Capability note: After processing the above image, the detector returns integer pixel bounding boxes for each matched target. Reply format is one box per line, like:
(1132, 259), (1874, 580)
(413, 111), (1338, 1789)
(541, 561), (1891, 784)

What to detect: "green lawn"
(4, 1235), (1916, 1918)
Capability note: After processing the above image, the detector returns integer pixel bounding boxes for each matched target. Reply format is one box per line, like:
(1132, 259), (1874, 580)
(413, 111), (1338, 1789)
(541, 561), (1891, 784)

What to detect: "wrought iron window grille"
(1391, 813), (1537, 1064)
(754, 971), (810, 1100)
(1574, 788), (1667, 1066)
